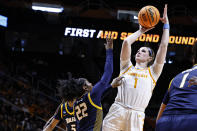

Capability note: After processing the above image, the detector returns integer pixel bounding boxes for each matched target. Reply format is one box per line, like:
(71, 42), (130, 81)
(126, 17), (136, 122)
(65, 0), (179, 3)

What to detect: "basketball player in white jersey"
(102, 4), (169, 131)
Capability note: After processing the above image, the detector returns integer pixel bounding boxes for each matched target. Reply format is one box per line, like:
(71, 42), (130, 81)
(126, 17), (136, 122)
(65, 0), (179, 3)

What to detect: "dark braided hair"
(57, 78), (86, 101)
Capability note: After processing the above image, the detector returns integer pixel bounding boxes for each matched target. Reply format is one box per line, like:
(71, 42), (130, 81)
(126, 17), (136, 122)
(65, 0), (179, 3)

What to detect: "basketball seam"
(145, 7), (152, 27)
(151, 7), (158, 26)
(140, 11), (148, 27)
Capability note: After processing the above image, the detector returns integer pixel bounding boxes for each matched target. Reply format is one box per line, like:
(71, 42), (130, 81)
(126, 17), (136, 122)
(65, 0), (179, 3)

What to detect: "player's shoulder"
(76, 94), (88, 104)
(193, 64), (197, 67)
(181, 65), (197, 74)
(119, 61), (133, 76)
(192, 64), (197, 70)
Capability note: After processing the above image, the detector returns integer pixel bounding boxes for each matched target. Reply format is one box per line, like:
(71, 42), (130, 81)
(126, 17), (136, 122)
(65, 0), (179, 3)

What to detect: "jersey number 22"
(75, 102), (88, 120)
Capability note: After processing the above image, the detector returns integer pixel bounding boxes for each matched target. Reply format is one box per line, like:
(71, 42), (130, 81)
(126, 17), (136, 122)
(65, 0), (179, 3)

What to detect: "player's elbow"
(101, 74), (113, 85)
(123, 39), (129, 46)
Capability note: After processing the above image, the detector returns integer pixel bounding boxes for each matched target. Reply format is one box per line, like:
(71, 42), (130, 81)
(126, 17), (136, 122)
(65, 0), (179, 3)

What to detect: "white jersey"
(115, 61), (159, 111)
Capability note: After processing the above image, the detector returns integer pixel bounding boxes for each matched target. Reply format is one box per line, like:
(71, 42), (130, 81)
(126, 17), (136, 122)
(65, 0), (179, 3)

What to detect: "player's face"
(83, 80), (93, 92)
(135, 47), (152, 63)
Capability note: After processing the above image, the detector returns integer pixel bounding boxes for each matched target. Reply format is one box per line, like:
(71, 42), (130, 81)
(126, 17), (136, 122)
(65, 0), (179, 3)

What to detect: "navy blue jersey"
(156, 114), (197, 131)
(74, 49), (113, 131)
(55, 102), (76, 131)
(162, 64), (197, 115)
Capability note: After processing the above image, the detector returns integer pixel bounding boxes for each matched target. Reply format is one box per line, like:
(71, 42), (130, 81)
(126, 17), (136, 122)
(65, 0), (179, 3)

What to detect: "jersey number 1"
(179, 73), (189, 88)
(134, 78), (138, 88)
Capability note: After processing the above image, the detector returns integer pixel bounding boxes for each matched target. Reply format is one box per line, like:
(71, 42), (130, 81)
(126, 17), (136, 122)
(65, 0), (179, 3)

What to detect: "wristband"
(163, 24), (170, 29)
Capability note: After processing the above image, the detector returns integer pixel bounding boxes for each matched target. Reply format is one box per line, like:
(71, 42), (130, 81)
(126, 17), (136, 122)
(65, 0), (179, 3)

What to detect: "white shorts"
(102, 103), (145, 131)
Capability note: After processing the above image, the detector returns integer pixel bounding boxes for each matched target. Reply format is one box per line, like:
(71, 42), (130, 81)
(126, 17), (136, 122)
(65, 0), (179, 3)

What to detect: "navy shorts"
(155, 114), (197, 131)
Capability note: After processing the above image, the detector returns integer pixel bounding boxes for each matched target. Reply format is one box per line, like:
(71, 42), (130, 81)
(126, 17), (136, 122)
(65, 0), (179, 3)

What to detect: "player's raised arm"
(152, 4), (169, 76)
(98, 35), (113, 85)
(120, 26), (153, 69)
(89, 36), (114, 104)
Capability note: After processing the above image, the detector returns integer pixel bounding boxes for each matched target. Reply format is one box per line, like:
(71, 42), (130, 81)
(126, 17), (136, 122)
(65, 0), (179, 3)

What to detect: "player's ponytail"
(145, 46), (155, 67)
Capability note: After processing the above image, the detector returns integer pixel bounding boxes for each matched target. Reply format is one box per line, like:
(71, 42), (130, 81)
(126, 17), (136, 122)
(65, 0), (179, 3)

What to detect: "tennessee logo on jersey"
(127, 72), (148, 78)
(115, 63), (157, 110)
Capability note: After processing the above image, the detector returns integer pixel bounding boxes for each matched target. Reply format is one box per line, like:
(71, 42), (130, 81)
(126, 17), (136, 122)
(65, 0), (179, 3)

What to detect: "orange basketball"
(138, 5), (160, 28)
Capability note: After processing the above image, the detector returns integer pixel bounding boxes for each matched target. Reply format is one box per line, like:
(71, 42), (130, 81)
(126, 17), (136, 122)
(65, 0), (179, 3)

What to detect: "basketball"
(138, 5), (160, 28)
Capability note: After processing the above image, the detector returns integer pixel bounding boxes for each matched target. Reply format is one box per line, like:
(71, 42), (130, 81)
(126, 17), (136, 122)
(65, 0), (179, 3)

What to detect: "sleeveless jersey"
(74, 49), (113, 131)
(55, 102), (76, 131)
(74, 93), (103, 131)
(115, 61), (158, 111)
(162, 64), (197, 115)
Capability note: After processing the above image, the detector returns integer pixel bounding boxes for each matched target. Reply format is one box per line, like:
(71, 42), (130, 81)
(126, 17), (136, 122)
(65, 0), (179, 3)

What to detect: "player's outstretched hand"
(111, 76), (124, 88)
(188, 76), (197, 87)
(105, 35), (113, 50)
(160, 4), (169, 24)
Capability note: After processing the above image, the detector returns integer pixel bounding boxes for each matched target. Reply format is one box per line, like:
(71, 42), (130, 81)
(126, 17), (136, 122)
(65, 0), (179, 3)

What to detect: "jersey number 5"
(71, 124), (76, 131)
(75, 103), (88, 121)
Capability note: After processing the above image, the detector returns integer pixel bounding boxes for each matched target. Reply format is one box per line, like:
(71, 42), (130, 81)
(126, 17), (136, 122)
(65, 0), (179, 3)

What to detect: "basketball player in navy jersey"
(155, 41), (197, 131)
(43, 82), (77, 131)
(57, 36), (123, 131)
(73, 37), (114, 131)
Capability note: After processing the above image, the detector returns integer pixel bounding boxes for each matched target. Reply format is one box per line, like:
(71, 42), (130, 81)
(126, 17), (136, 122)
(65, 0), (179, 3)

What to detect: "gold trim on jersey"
(65, 102), (74, 115)
(93, 109), (102, 131)
(119, 65), (133, 77)
(148, 67), (156, 85)
(61, 104), (63, 119)
(168, 78), (174, 91)
(134, 67), (148, 71)
(88, 93), (102, 110)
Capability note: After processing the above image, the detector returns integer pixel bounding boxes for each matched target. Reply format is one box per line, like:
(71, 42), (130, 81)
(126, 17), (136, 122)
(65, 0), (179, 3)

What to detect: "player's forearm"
(43, 125), (54, 131)
(100, 49), (113, 84)
(154, 25), (169, 65)
(123, 30), (143, 46)
(43, 116), (54, 129)
(90, 49), (113, 99)
(89, 49), (113, 104)
(156, 103), (166, 122)
(43, 118), (59, 131)
(160, 24), (169, 47)
(121, 30), (143, 61)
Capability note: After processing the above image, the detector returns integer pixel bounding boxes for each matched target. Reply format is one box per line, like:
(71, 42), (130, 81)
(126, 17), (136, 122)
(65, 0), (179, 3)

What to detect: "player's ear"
(83, 86), (88, 91)
(148, 56), (153, 62)
(147, 56), (154, 67)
